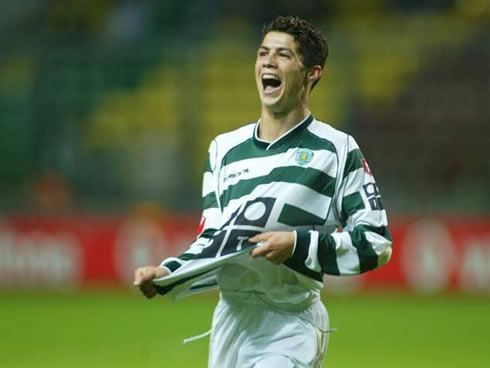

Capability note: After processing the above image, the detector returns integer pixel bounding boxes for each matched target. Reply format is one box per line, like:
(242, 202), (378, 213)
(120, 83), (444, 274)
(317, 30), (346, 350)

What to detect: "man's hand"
(133, 266), (169, 299)
(249, 231), (295, 264)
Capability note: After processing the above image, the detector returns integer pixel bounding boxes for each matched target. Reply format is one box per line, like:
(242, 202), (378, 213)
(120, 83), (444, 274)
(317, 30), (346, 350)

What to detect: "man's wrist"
(156, 266), (170, 278)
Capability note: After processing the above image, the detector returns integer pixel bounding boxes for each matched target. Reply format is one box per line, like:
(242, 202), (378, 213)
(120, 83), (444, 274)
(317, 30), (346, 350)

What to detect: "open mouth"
(262, 73), (282, 94)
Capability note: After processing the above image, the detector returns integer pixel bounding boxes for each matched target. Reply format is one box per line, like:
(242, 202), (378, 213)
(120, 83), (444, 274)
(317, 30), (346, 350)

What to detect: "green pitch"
(1, 289), (488, 367)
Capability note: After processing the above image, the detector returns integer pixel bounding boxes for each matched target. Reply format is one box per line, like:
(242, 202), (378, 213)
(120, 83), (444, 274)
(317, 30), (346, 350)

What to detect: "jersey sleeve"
(159, 140), (222, 274)
(291, 135), (392, 275)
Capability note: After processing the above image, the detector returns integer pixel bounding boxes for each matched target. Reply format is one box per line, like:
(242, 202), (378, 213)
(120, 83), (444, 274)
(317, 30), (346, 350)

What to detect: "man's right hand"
(133, 266), (169, 299)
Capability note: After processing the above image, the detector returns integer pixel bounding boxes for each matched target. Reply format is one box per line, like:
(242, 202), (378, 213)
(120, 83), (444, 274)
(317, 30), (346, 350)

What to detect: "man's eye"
(258, 51), (267, 56)
(279, 53), (290, 58)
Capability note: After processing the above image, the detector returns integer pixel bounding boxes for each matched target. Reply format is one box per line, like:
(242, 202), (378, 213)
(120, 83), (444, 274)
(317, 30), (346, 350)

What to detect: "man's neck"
(258, 107), (310, 142)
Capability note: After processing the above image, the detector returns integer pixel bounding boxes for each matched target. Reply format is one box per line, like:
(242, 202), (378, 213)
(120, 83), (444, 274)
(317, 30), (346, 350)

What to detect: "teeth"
(262, 74), (280, 81)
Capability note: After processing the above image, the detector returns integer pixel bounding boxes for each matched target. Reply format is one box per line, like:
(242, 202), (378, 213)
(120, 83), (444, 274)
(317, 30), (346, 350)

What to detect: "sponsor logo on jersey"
(295, 149), (314, 166)
(363, 182), (384, 210)
(223, 168), (249, 183)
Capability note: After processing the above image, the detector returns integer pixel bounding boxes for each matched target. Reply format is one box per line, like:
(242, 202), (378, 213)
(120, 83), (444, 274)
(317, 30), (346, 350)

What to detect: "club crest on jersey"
(295, 149), (314, 166)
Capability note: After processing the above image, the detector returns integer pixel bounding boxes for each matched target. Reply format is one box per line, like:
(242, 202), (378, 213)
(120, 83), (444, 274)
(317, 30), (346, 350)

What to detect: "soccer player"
(134, 15), (392, 367)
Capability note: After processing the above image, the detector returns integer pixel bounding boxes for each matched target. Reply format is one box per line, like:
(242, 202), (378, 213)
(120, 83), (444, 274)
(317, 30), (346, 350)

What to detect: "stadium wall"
(0, 214), (489, 294)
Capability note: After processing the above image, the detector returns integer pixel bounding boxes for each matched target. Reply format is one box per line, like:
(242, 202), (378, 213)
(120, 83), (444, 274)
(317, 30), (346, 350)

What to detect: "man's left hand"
(249, 232), (295, 264)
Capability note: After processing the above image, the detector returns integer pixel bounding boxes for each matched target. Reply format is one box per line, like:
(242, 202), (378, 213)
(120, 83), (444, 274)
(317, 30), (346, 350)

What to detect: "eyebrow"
(258, 46), (294, 53)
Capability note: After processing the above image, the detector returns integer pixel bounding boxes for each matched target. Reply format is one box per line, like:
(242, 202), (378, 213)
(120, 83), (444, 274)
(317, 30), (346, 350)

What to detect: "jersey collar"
(253, 114), (314, 150)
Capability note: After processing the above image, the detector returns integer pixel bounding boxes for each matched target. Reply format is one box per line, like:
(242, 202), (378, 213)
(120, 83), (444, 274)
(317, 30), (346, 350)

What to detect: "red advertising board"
(0, 214), (489, 293)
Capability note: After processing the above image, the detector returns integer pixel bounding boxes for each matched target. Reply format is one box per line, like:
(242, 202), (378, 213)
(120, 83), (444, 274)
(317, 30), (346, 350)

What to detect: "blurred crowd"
(0, 0), (488, 215)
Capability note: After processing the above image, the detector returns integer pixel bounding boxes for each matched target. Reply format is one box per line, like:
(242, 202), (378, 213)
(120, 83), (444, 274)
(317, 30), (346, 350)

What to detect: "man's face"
(255, 31), (307, 113)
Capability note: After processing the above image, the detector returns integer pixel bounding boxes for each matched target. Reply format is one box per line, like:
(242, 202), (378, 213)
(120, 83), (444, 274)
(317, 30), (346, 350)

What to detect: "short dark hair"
(262, 15), (328, 70)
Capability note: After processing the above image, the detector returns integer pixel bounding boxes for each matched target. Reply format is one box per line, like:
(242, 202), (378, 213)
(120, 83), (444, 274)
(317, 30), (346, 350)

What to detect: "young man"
(134, 16), (392, 367)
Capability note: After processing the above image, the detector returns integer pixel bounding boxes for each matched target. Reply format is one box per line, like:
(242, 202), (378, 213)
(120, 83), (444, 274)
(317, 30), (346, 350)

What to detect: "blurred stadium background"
(0, 0), (489, 367)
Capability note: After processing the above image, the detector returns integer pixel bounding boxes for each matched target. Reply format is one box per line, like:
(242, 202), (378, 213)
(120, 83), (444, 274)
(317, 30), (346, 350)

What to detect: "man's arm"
(251, 136), (392, 275)
(133, 141), (222, 297)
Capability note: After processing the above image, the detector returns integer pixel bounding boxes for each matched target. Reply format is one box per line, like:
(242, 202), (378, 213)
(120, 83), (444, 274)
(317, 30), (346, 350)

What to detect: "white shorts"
(208, 291), (329, 368)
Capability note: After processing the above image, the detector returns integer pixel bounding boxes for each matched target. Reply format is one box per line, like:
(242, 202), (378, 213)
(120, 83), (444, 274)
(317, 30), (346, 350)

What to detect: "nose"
(262, 53), (277, 69)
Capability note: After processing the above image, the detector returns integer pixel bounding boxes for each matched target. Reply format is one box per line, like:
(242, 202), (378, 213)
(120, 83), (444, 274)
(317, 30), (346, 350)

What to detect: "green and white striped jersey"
(160, 115), (392, 304)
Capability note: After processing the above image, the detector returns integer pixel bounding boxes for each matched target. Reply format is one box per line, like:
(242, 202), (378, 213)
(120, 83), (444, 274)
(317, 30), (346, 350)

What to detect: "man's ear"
(307, 65), (323, 85)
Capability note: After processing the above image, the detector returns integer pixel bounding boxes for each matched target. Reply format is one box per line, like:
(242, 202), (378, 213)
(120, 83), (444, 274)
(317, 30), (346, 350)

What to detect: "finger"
(134, 267), (154, 286)
(249, 232), (272, 243)
(133, 268), (144, 286)
(250, 242), (271, 257)
(265, 249), (290, 264)
(265, 251), (280, 264)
